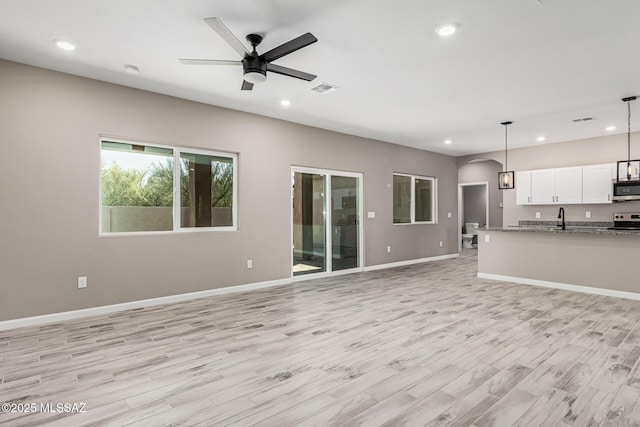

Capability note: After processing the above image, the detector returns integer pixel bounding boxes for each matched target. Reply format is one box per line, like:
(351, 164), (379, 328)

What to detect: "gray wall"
(478, 230), (640, 294)
(0, 60), (458, 321)
(458, 134), (640, 226)
(458, 160), (503, 228)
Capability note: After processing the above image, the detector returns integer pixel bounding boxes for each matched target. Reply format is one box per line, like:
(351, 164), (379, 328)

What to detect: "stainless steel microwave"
(613, 181), (640, 201)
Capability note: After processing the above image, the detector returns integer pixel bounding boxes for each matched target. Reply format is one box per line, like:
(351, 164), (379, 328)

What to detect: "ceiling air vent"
(572, 116), (596, 123)
(311, 82), (340, 94)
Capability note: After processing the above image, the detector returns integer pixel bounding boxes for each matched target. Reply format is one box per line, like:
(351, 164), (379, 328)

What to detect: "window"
(100, 139), (236, 234)
(393, 173), (436, 224)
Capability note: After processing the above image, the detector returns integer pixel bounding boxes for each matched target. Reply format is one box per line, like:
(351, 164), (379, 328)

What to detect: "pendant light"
(498, 121), (515, 190)
(617, 96), (639, 182)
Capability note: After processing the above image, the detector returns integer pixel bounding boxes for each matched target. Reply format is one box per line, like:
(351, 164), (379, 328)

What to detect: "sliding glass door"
(330, 175), (359, 271)
(292, 171), (326, 275)
(292, 168), (362, 277)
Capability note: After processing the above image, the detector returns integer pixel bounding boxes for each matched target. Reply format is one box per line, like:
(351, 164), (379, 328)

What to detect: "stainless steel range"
(609, 212), (640, 230)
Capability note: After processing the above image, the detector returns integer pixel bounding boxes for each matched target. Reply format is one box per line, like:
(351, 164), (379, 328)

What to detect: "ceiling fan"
(179, 17), (318, 91)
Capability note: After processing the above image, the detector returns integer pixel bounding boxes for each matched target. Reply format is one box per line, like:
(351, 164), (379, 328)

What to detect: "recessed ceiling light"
(280, 99), (292, 107)
(606, 125), (617, 131)
(436, 23), (459, 37)
(536, 136), (546, 142)
(53, 39), (76, 51)
(444, 139), (453, 145)
(124, 65), (139, 75)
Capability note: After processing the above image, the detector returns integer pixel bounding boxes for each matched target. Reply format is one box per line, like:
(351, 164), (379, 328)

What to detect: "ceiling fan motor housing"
(242, 54), (267, 83)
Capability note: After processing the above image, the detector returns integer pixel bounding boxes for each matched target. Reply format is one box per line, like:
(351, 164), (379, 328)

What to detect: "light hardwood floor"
(2, 250), (640, 426)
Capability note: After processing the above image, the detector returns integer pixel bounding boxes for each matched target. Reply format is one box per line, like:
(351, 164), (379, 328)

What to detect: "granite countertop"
(482, 220), (640, 236)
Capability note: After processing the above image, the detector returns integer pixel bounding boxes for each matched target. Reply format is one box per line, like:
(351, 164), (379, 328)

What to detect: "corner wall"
(0, 60), (458, 321)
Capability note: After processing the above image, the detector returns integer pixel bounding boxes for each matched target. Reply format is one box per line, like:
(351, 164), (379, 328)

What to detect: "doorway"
(457, 182), (489, 252)
(291, 167), (363, 278)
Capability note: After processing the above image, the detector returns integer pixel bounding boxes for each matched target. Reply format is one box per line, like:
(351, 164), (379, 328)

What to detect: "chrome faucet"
(557, 207), (566, 230)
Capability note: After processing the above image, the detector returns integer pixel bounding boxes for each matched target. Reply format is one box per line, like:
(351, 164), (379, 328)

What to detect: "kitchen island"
(477, 225), (640, 300)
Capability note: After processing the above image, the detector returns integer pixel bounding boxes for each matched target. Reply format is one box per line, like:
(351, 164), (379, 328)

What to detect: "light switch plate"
(367, 211), (376, 219)
(447, 212), (452, 218)
(484, 235), (491, 243)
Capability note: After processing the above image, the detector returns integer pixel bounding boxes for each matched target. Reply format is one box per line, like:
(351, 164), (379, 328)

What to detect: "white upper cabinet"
(531, 169), (557, 204)
(555, 167), (583, 204)
(583, 163), (615, 204)
(516, 171), (532, 205)
(521, 166), (584, 205)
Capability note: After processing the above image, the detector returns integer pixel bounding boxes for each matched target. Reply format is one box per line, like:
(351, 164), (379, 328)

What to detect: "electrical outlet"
(387, 246), (391, 253)
(367, 211), (376, 219)
(484, 235), (491, 243)
(78, 276), (87, 289)
(586, 211), (591, 218)
(247, 259), (253, 269)
(439, 241), (443, 247)
(536, 212), (541, 219)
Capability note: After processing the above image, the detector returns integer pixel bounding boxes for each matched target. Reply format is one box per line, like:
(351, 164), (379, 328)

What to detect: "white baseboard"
(477, 272), (640, 301)
(1, 253), (461, 332)
(0, 278), (292, 331)
(364, 253), (459, 272)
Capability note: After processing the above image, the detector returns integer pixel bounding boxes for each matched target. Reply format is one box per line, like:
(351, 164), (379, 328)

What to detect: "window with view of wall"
(100, 140), (237, 234)
(393, 173), (437, 224)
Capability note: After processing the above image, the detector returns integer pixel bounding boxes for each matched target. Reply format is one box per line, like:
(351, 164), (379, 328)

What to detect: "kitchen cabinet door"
(555, 166), (583, 204)
(531, 169), (556, 204)
(516, 171), (532, 205)
(583, 163), (615, 204)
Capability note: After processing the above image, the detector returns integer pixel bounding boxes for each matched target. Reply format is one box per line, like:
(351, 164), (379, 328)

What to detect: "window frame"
(392, 173), (437, 225)
(99, 137), (238, 236)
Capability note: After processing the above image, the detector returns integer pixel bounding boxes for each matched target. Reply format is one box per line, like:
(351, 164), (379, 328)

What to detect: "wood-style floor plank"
(2, 250), (640, 425)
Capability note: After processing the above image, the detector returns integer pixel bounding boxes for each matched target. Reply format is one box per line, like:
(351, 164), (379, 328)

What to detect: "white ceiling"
(1, 0), (639, 156)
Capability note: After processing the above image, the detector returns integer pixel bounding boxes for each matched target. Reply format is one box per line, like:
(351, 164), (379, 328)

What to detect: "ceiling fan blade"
(241, 80), (254, 91)
(262, 33), (318, 63)
(179, 59), (241, 66)
(267, 63), (317, 81)
(204, 17), (249, 58)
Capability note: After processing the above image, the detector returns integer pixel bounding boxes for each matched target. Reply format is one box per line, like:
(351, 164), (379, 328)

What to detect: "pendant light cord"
(628, 100), (632, 162)
(504, 124), (508, 172)
(501, 121), (512, 171)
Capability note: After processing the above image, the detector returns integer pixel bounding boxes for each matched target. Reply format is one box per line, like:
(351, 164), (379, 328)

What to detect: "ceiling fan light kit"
(242, 34), (267, 84)
(179, 17), (318, 91)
